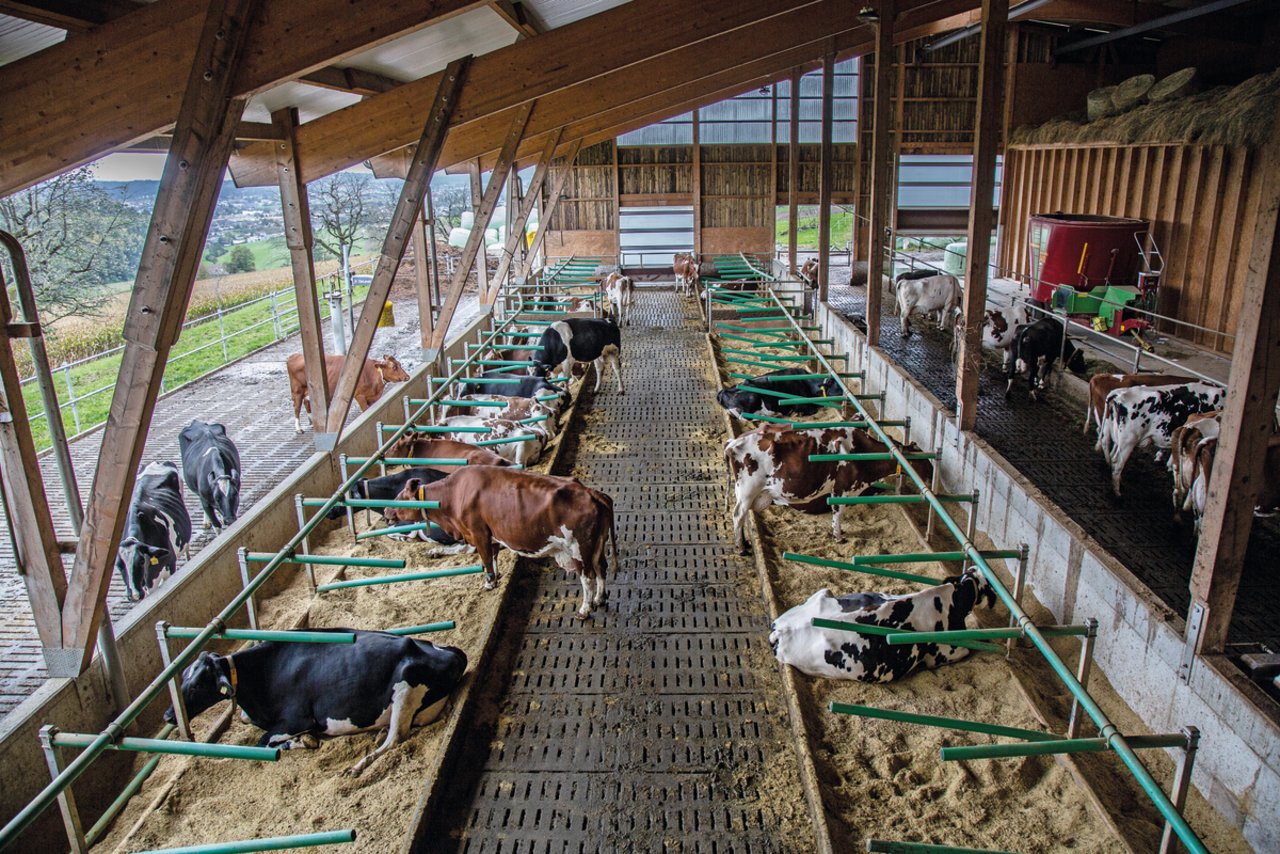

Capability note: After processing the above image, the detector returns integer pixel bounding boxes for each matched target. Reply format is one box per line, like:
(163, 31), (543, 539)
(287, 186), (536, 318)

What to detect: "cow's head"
(207, 467), (240, 529)
(375, 355), (411, 383)
(389, 478), (432, 524)
(166, 651), (234, 723)
(716, 387), (746, 418)
(115, 537), (173, 602)
(1063, 341), (1088, 375)
(943, 567), (998, 616)
(899, 440), (934, 484)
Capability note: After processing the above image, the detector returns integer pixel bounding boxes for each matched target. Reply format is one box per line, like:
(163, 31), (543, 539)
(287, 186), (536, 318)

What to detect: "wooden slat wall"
(548, 140), (615, 231)
(998, 143), (1257, 352)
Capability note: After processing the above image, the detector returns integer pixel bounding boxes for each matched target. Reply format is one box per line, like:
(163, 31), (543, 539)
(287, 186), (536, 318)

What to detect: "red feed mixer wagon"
(1026, 213), (1163, 345)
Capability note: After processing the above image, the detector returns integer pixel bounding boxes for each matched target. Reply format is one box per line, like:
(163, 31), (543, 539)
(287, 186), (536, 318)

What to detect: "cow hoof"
(833, 536), (846, 544)
(483, 574), (500, 591)
(576, 607), (592, 620)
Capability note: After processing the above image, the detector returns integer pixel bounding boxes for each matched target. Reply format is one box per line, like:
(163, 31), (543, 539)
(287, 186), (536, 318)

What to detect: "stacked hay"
(1011, 67), (1280, 148)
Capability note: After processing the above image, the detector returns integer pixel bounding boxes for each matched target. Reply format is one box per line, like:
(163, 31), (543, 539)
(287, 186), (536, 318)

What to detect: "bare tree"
(0, 167), (144, 323)
(310, 173), (371, 263)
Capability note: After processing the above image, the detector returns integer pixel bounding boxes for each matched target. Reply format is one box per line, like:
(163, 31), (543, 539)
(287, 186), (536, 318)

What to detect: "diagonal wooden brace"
(486, 127), (564, 301)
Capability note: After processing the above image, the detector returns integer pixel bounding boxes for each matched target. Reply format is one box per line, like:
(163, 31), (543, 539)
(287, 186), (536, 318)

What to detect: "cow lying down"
(769, 569), (997, 682)
(167, 630), (467, 775)
(716, 369), (841, 419)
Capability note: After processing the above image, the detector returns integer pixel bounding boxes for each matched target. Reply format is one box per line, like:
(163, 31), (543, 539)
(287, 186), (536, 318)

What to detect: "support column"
(1186, 122), (1280, 654)
(865, 0), (896, 347)
(818, 55), (835, 303)
(273, 106), (332, 446)
(469, 160), (491, 299)
(692, 109), (702, 259)
(412, 201), (436, 358)
(522, 140), (584, 278)
(58, 0), (256, 674)
(325, 57), (470, 435)
(955, 0), (1009, 431)
(431, 103), (534, 349)
(852, 67), (870, 262)
(788, 67), (801, 274)
(490, 129), (564, 296)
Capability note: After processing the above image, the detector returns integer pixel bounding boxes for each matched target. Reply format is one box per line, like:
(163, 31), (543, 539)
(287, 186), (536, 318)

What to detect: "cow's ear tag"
(150, 556), (160, 566)
(219, 684), (229, 696)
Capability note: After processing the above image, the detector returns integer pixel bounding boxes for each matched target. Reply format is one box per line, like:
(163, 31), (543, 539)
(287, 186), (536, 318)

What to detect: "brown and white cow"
(724, 425), (932, 553)
(1182, 433), (1280, 532)
(673, 252), (701, 297)
(1084, 373), (1195, 443)
(603, 272), (635, 326)
(386, 437), (514, 471)
(798, 258), (819, 288)
(437, 415), (550, 467)
(438, 393), (565, 431)
(390, 467), (617, 616)
(1170, 411), (1221, 523)
(287, 353), (410, 433)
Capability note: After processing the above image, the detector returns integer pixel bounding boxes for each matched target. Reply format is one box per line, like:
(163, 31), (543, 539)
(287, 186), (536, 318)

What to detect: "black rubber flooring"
(419, 290), (817, 854)
(829, 283), (1280, 650)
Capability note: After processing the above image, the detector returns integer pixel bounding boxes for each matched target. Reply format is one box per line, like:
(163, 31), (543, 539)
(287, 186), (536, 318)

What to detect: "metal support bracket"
(1179, 601), (1207, 683)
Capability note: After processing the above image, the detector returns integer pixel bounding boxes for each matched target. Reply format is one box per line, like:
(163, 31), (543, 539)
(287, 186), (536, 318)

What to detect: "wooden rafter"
(273, 106), (332, 442)
(57, 0), (257, 676)
(325, 57), (471, 436)
(430, 104), (533, 350)
(227, 0), (862, 186)
(488, 129), (564, 299)
(0, 0), (490, 196)
(955, 0), (1009, 430)
(522, 140), (583, 278)
(489, 0), (541, 38)
(412, 201), (436, 354)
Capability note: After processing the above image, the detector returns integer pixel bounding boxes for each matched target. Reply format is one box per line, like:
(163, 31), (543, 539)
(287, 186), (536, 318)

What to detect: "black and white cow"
(533, 318), (624, 394)
(166, 630), (468, 775)
(982, 302), (1030, 371)
(178, 420), (241, 531)
(716, 369), (841, 419)
(1004, 317), (1087, 400)
(116, 462), (193, 602)
(1100, 381), (1226, 496)
(459, 371), (570, 406)
(895, 271), (960, 338)
(768, 569), (998, 682)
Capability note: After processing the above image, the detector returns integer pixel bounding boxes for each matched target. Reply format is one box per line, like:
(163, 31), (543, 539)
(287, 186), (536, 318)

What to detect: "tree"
(225, 244), (256, 273)
(0, 167), (147, 322)
(311, 173), (372, 266)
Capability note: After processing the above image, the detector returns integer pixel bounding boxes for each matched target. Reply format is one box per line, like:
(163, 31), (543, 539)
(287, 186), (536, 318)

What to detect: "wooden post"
(818, 55), (835, 303)
(431, 103), (534, 349)
(852, 66), (869, 262)
(955, 0), (1009, 431)
(1186, 125), (1280, 654)
(412, 200), (436, 354)
(272, 106), (332, 445)
(522, 140), (583, 278)
(865, 0), (896, 346)
(324, 57), (470, 433)
(692, 109), (702, 259)
(611, 138), (621, 265)
(788, 67), (801, 274)
(58, 0), (256, 675)
(770, 79), (779, 267)
(469, 160), (491, 300)
(490, 129), (563, 296)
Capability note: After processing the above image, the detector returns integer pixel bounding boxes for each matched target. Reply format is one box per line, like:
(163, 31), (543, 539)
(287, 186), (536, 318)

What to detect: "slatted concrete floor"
(426, 289), (816, 854)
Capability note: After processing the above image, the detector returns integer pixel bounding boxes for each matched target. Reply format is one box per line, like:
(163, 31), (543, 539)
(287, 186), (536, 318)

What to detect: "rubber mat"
(420, 289), (817, 853)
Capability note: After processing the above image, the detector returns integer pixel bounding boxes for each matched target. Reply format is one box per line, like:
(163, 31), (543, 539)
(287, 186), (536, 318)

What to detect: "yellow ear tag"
(895, 464), (903, 475)
(417, 486), (426, 502)
(219, 685), (229, 695)
(150, 556), (159, 566)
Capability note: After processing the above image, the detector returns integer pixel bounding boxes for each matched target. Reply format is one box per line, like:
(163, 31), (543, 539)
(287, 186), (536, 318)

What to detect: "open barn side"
(815, 301), (1280, 852)
(0, 312), (491, 854)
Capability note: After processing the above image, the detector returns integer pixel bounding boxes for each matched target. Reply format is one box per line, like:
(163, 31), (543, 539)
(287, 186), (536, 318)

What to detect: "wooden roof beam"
(489, 0), (542, 38)
(0, 0), (493, 196)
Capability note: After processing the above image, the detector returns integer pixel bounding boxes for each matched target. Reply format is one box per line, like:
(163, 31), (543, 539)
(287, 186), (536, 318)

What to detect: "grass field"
(776, 209), (855, 249)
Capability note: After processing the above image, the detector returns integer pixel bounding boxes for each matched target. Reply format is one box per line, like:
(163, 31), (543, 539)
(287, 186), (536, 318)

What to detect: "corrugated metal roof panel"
(0, 15), (63, 66)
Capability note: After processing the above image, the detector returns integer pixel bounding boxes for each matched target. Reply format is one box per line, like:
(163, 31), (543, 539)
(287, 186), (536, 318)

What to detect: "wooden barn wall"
(998, 143), (1258, 353)
(775, 143), (857, 202)
(547, 140), (616, 232)
(618, 144), (693, 200)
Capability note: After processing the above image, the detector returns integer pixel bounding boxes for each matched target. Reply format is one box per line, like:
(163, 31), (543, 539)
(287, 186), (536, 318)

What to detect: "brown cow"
(386, 437), (513, 471)
(673, 252), (701, 297)
(724, 425), (932, 553)
(390, 467), (617, 617)
(603, 272), (634, 326)
(1083, 373), (1195, 444)
(287, 353), (409, 433)
(1170, 411), (1221, 522)
(798, 258), (818, 288)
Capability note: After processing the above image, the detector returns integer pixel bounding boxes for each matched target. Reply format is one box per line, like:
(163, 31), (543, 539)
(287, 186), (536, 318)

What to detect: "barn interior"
(0, 0), (1279, 852)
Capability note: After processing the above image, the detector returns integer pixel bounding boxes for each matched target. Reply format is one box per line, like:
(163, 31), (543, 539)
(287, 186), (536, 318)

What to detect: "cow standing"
(716, 368), (841, 419)
(603, 272), (634, 326)
(1099, 381), (1226, 496)
(1169, 412), (1221, 524)
(116, 462), (193, 601)
(287, 353), (410, 433)
(390, 467), (617, 617)
(534, 318), (624, 394)
(798, 258), (818, 288)
(166, 631), (467, 775)
(178, 420), (241, 531)
(724, 425), (932, 552)
(1004, 318), (1087, 400)
(895, 272), (960, 338)
(769, 569), (998, 682)
(1084, 373), (1195, 442)
(673, 252), (701, 297)
(982, 303), (1030, 371)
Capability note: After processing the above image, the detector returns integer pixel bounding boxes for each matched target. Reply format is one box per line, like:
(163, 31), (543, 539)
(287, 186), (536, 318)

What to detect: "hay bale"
(1087, 86), (1121, 121)
(1112, 74), (1155, 112)
(1149, 67), (1197, 102)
